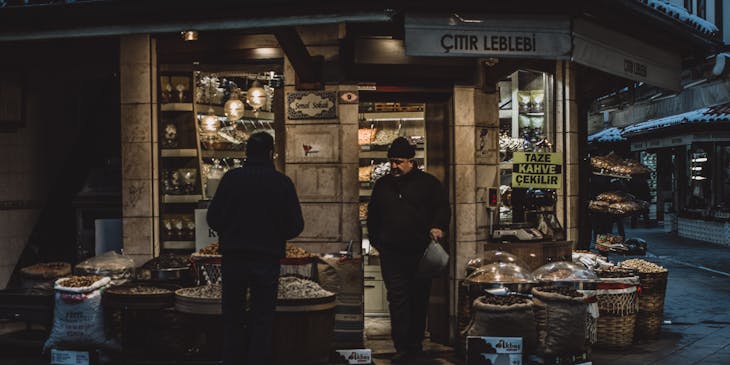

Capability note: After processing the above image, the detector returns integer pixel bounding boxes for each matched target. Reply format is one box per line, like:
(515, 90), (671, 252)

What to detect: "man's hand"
(430, 228), (444, 241)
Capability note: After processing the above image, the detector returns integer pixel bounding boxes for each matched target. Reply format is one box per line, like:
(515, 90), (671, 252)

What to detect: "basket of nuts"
(619, 259), (668, 339)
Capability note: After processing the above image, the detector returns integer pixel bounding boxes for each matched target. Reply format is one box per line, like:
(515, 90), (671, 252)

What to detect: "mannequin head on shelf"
(246, 131), (274, 162)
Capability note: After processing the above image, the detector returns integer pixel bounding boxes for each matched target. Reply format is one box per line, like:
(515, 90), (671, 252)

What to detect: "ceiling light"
(182, 30), (199, 42)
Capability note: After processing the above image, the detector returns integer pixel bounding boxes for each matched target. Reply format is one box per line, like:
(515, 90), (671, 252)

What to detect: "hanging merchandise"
(246, 80), (268, 115)
(224, 88), (245, 122)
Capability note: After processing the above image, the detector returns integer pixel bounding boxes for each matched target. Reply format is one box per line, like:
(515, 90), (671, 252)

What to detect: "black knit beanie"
(387, 137), (415, 158)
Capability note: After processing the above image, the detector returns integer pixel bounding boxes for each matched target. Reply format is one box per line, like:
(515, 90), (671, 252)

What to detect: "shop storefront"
(624, 102), (730, 245)
(0, 1), (721, 363)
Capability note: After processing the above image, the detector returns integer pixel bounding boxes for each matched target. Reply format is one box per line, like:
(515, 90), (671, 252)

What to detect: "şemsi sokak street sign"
(511, 152), (562, 189)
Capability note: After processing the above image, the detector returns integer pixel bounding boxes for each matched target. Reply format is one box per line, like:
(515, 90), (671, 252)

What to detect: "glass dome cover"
(532, 261), (598, 282)
(465, 262), (534, 284)
(465, 251), (530, 273)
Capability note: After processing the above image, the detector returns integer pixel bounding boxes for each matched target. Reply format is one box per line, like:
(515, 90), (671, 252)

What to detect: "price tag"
(50, 349), (90, 365)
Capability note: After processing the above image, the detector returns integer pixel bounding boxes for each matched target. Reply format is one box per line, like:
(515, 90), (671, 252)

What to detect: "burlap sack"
(464, 297), (538, 355)
(532, 288), (588, 356)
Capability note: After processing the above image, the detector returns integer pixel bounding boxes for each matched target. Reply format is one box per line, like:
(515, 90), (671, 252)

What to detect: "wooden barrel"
(486, 241), (573, 270)
(273, 295), (336, 365)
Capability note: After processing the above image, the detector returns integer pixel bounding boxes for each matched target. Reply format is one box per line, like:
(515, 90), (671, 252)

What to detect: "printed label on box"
(51, 349), (90, 365)
(335, 349), (372, 364)
(467, 337), (523, 365)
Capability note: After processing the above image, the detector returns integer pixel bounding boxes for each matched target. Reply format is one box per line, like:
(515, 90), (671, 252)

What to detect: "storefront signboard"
(572, 19), (682, 92)
(195, 208), (218, 251)
(511, 152), (562, 189)
(335, 349), (372, 364)
(287, 91), (337, 119)
(405, 14), (571, 59)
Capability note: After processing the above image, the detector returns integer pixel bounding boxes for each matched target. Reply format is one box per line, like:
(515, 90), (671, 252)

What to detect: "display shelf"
(161, 149), (198, 158)
(162, 195), (203, 204)
(162, 241), (196, 250)
(592, 170), (631, 179)
(195, 104), (274, 121)
(200, 150), (247, 159)
(360, 189), (372, 197)
(160, 103), (194, 112)
(520, 112), (545, 117)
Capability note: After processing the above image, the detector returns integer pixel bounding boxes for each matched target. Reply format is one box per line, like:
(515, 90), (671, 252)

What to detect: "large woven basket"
(636, 271), (667, 339)
(595, 281), (639, 348)
(597, 314), (637, 348)
(638, 271), (668, 294)
(636, 311), (663, 339)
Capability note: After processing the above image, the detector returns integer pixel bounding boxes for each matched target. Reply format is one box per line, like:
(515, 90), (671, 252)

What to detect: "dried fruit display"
(619, 259), (667, 273)
(480, 295), (531, 306)
(106, 285), (172, 295)
(285, 243), (312, 258)
(20, 262), (71, 279)
(176, 284), (222, 299)
(277, 276), (333, 300)
(591, 153), (651, 176)
(197, 242), (220, 256)
(58, 276), (105, 288)
(142, 254), (189, 270)
(535, 286), (583, 298)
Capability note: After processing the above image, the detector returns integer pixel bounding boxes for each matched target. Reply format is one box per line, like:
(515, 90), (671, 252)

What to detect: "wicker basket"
(635, 271), (667, 340)
(594, 282), (639, 348)
(636, 311), (663, 339)
(597, 314), (637, 348)
(190, 254), (222, 285)
(638, 271), (668, 294)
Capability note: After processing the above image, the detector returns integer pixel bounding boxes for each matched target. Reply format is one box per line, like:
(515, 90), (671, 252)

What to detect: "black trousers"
(379, 249), (432, 353)
(222, 254), (280, 365)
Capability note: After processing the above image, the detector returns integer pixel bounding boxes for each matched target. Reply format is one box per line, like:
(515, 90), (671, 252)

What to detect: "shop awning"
(622, 102), (730, 136)
(587, 127), (627, 143)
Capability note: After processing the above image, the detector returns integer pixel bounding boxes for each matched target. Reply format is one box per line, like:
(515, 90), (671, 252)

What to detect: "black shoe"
(392, 351), (410, 364)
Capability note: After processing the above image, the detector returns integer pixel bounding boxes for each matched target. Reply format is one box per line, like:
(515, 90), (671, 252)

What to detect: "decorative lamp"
(224, 88), (245, 121)
(182, 30), (199, 42)
(202, 108), (220, 133)
(246, 80), (267, 114)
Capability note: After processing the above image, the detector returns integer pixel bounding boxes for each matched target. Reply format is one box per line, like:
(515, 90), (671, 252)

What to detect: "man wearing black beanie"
(367, 137), (451, 363)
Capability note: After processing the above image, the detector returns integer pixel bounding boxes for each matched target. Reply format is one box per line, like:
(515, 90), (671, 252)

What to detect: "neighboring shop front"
(623, 103), (730, 245)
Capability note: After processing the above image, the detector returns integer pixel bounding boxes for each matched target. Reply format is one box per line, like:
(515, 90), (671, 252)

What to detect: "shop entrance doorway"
(358, 91), (453, 345)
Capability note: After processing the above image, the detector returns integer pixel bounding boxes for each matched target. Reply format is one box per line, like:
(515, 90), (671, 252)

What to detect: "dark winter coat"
(367, 169), (450, 253)
(206, 159), (304, 259)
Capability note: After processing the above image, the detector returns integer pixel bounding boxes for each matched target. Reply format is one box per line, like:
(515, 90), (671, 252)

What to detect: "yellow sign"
(512, 152), (563, 189)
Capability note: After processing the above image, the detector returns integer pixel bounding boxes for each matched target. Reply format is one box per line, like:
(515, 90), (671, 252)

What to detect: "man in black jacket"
(367, 137), (450, 363)
(207, 131), (304, 365)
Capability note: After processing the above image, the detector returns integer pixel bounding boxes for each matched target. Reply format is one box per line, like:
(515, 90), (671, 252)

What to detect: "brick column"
(120, 34), (157, 265)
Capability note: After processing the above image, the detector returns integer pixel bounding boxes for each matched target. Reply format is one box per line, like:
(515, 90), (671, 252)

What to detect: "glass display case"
(193, 71), (281, 200)
(496, 70), (555, 228)
(156, 66), (283, 254)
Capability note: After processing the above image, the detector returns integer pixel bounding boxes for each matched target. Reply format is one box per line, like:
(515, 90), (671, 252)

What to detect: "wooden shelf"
(195, 104), (274, 120)
(201, 150), (247, 159)
(360, 189), (372, 197)
(163, 194), (202, 204)
(161, 149), (198, 157)
(162, 241), (196, 250)
(160, 103), (193, 112)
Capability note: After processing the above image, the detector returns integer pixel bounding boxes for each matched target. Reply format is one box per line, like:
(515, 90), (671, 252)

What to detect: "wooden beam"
(273, 27), (322, 88)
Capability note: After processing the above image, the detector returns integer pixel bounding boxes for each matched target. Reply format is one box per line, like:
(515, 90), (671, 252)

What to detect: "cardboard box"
(467, 336), (522, 365)
(335, 349), (372, 364)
